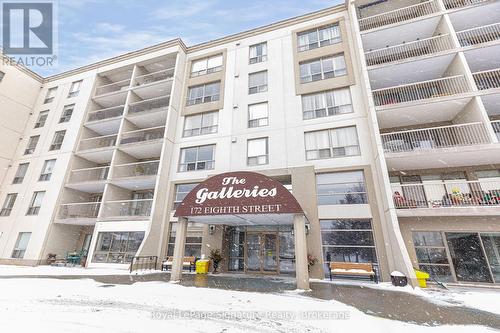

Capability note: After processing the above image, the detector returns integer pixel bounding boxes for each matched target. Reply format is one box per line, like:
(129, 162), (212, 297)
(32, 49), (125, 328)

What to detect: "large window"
(11, 232), (31, 259)
(59, 104), (74, 123)
(12, 163), (29, 184)
(412, 231), (453, 282)
(302, 88), (352, 120)
(316, 171), (368, 205)
(92, 232), (145, 264)
(321, 219), (377, 276)
(167, 222), (203, 257)
(248, 71), (268, 94)
(186, 82), (220, 106)
(39, 159), (56, 181)
(183, 111), (218, 137)
(297, 24), (341, 52)
(249, 42), (267, 64)
(0, 193), (17, 216)
(24, 136), (40, 155)
(300, 54), (346, 83)
(304, 126), (360, 160)
(173, 183), (199, 209)
(190, 54), (223, 77)
(44, 87), (57, 104)
(179, 145), (215, 172)
(50, 130), (66, 151)
(68, 80), (82, 98)
(26, 191), (45, 216)
(248, 102), (269, 128)
(247, 137), (269, 166)
(34, 111), (49, 128)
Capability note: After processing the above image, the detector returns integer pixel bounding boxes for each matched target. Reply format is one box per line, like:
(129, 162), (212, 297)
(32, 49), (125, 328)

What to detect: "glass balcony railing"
(102, 199), (153, 219)
(456, 23), (500, 47)
(58, 202), (101, 220)
(87, 105), (124, 122)
(113, 161), (159, 179)
(134, 68), (174, 87)
(95, 79), (131, 96)
(68, 166), (109, 183)
(473, 68), (500, 90)
(78, 135), (117, 151)
(128, 96), (169, 115)
(119, 126), (165, 145)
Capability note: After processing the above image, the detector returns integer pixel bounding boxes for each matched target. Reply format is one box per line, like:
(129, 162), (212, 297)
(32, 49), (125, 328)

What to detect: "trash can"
(196, 260), (210, 274)
(390, 271), (408, 287)
(414, 269), (430, 288)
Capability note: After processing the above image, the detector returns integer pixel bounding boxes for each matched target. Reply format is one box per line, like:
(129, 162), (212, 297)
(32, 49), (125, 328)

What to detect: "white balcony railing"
(87, 105), (124, 122)
(381, 122), (491, 153)
(128, 96), (169, 115)
(492, 120), (500, 140)
(95, 78), (131, 96)
(443, 0), (488, 9)
(391, 179), (500, 209)
(456, 23), (500, 47)
(473, 68), (500, 90)
(113, 161), (159, 179)
(134, 68), (174, 87)
(358, 1), (439, 31)
(58, 202), (101, 220)
(372, 75), (470, 106)
(119, 126), (165, 145)
(68, 166), (109, 183)
(365, 34), (454, 66)
(78, 134), (117, 151)
(102, 199), (153, 219)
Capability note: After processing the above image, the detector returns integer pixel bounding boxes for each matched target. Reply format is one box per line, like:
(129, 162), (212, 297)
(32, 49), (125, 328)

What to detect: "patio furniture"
(328, 262), (378, 283)
(65, 251), (81, 265)
(161, 256), (196, 272)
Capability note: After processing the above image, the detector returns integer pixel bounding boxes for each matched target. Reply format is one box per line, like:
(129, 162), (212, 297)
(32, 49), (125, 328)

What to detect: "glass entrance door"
(263, 233), (278, 272)
(245, 232), (279, 274)
(246, 233), (261, 272)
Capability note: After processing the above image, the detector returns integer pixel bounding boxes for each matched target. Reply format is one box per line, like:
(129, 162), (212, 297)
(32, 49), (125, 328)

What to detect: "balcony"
(473, 68), (500, 90)
(365, 34), (454, 66)
(119, 127), (165, 159)
(101, 199), (153, 220)
(134, 68), (174, 87)
(358, 1), (439, 31)
(66, 166), (109, 192)
(56, 202), (101, 225)
(127, 96), (169, 128)
(493, 120), (500, 140)
(112, 161), (159, 190)
(77, 135), (117, 163)
(456, 23), (500, 47)
(373, 75), (470, 107)
(95, 78), (131, 96)
(120, 126), (164, 145)
(443, 0), (489, 10)
(87, 105), (124, 122)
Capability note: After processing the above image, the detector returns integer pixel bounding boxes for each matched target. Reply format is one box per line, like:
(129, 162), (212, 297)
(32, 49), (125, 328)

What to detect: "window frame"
(249, 42), (268, 64)
(39, 159), (56, 181)
(299, 54), (347, 84)
(178, 144), (216, 172)
(0, 193), (18, 216)
(248, 70), (268, 95)
(173, 183), (199, 209)
(26, 191), (45, 216)
(59, 104), (75, 123)
(302, 88), (353, 120)
(24, 135), (40, 155)
(182, 111), (219, 138)
(186, 82), (221, 106)
(49, 130), (66, 151)
(68, 80), (82, 98)
(304, 126), (360, 161)
(316, 171), (368, 205)
(248, 102), (269, 128)
(297, 23), (342, 52)
(190, 54), (223, 77)
(12, 163), (29, 184)
(44, 87), (58, 104)
(0, 71), (5, 82)
(34, 110), (49, 128)
(247, 137), (269, 166)
(11, 232), (31, 259)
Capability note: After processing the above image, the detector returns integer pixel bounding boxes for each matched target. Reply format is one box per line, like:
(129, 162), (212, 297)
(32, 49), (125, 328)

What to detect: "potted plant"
(47, 253), (57, 265)
(307, 254), (318, 273)
(209, 249), (223, 274)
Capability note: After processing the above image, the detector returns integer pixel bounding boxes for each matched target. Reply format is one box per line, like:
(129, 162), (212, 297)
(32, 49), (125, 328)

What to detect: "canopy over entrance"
(174, 171), (304, 225)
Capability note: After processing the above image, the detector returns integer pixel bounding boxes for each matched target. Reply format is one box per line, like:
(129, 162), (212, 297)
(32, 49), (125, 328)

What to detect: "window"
(59, 104), (74, 123)
(321, 219), (377, 276)
(34, 110), (49, 128)
(12, 163), (29, 184)
(26, 191), (45, 215)
(0, 71), (5, 82)
(249, 42), (267, 64)
(68, 80), (82, 98)
(50, 130), (66, 151)
(248, 102), (269, 128)
(0, 194), (17, 216)
(190, 54), (223, 77)
(302, 88), (352, 120)
(298, 24), (341, 52)
(24, 136), (40, 155)
(11, 232), (31, 259)
(173, 183), (199, 209)
(92, 232), (145, 264)
(247, 137), (269, 166)
(300, 54), (346, 83)
(413, 231), (453, 282)
(179, 145), (215, 172)
(304, 126), (360, 160)
(39, 159), (56, 181)
(316, 171), (368, 205)
(248, 71), (267, 94)
(183, 111), (218, 137)
(44, 87), (57, 104)
(167, 222), (203, 257)
(186, 82), (221, 106)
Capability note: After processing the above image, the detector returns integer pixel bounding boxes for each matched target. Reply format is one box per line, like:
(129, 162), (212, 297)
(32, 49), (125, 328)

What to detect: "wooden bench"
(328, 262), (378, 283)
(161, 256), (196, 272)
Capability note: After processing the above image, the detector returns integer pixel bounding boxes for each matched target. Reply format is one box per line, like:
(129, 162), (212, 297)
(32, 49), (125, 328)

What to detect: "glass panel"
(279, 231), (295, 273)
(412, 231), (444, 247)
(263, 234), (278, 272)
(481, 233), (500, 283)
(418, 265), (454, 282)
(246, 234), (261, 272)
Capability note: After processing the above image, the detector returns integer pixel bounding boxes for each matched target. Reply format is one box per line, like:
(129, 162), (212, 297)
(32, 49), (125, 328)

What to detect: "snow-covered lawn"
(0, 277), (497, 333)
(0, 264), (143, 276)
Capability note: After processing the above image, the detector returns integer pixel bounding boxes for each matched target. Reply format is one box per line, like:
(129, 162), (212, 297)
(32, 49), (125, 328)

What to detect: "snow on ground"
(0, 277), (497, 333)
(0, 264), (157, 276)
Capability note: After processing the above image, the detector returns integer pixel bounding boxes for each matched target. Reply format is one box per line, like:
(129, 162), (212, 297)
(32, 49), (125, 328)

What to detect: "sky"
(11, 0), (343, 76)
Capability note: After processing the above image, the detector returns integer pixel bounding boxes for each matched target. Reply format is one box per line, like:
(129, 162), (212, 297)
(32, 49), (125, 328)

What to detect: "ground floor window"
(320, 219), (377, 276)
(92, 232), (145, 264)
(166, 222), (203, 257)
(11, 232), (31, 259)
(412, 231), (453, 282)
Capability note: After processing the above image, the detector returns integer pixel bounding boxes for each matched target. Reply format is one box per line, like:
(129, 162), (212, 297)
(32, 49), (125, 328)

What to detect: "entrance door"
(262, 233), (278, 272)
(245, 232), (279, 274)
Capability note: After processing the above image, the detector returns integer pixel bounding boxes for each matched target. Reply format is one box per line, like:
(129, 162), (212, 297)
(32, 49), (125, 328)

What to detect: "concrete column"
(170, 217), (188, 282)
(293, 214), (310, 290)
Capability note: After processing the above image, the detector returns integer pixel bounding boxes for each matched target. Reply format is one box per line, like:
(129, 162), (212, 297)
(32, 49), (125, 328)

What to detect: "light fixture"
(209, 225), (216, 235)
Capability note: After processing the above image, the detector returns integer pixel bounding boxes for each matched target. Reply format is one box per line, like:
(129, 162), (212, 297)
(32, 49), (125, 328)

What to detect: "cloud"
(94, 22), (125, 33)
(153, 0), (216, 20)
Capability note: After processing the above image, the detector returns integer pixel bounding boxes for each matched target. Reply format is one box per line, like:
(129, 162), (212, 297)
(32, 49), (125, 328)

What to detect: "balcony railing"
(58, 202), (101, 220)
(128, 96), (169, 115)
(456, 23), (500, 47)
(473, 68), (500, 90)
(392, 179), (500, 209)
(68, 166), (109, 183)
(119, 126), (165, 145)
(443, 0), (488, 9)
(381, 122), (491, 153)
(372, 75), (470, 106)
(492, 120), (500, 140)
(134, 68), (174, 87)
(102, 199), (153, 219)
(95, 78), (131, 96)
(87, 105), (124, 122)
(358, 1), (439, 31)
(78, 134), (117, 151)
(113, 161), (159, 179)
(365, 34), (454, 66)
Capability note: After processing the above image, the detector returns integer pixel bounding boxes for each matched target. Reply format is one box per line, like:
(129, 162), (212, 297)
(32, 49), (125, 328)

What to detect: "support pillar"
(170, 216), (188, 282)
(293, 214), (310, 290)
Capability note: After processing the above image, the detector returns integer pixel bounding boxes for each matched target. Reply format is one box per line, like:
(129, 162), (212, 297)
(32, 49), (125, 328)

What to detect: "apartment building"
(0, 1), (498, 287)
